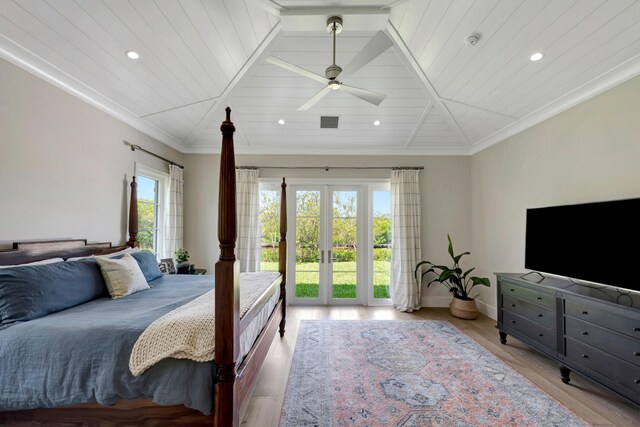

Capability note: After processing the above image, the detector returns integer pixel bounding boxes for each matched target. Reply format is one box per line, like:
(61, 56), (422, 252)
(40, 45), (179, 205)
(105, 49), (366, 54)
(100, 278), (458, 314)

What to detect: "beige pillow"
(96, 253), (149, 299)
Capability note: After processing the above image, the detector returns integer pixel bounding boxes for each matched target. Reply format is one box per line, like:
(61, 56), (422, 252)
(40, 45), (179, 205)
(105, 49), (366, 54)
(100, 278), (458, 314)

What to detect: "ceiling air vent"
(320, 116), (339, 129)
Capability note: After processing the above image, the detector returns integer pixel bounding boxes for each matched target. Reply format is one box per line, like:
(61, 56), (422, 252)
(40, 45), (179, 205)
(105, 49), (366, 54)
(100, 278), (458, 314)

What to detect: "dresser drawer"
(565, 316), (640, 368)
(565, 299), (640, 340)
(501, 281), (555, 310)
(565, 337), (640, 394)
(503, 310), (556, 350)
(503, 294), (556, 330)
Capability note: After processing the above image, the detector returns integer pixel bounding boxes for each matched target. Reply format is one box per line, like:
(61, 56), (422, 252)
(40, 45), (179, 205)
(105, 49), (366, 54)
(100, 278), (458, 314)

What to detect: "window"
(135, 164), (168, 256)
(372, 189), (391, 299)
(259, 184), (281, 272)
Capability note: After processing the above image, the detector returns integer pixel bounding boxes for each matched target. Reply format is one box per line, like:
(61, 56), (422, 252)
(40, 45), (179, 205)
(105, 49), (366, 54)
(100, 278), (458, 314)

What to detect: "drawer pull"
(635, 379), (640, 384)
(634, 352), (640, 357)
(538, 314), (543, 318)
(536, 297), (542, 300)
(537, 333), (543, 337)
(582, 311), (588, 315)
(511, 304), (516, 307)
(511, 320), (516, 324)
(510, 288), (515, 292)
(582, 331), (588, 336)
(634, 327), (640, 332)
(581, 354), (589, 359)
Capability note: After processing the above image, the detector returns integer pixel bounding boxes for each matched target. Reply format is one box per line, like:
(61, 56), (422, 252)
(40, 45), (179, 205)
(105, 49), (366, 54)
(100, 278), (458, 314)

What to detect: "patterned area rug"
(279, 320), (589, 427)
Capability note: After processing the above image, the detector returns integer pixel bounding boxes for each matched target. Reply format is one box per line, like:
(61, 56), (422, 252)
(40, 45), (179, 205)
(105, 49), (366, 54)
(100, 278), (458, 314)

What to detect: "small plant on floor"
(414, 234), (490, 301)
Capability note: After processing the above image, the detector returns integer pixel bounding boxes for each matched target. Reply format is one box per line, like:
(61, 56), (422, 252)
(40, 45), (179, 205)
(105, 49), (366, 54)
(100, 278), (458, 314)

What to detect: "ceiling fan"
(266, 16), (394, 111)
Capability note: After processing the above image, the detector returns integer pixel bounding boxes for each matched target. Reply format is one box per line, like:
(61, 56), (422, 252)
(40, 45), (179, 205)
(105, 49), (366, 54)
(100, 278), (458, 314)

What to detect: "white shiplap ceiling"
(1, 0), (640, 155)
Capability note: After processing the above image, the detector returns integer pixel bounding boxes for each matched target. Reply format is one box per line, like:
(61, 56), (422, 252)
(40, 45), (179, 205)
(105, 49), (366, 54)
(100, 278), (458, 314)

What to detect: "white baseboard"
(421, 295), (497, 320)
(420, 295), (452, 307)
(476, 300), (497, 320)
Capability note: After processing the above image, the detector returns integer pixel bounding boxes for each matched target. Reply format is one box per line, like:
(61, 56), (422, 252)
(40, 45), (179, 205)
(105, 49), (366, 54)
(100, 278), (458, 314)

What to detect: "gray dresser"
(496, 273), (640, 405)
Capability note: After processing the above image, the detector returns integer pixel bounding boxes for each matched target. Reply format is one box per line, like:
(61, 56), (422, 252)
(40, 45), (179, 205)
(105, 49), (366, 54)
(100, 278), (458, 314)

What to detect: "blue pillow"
(0, 259), (107, 330)
(130, 251), (163, 282)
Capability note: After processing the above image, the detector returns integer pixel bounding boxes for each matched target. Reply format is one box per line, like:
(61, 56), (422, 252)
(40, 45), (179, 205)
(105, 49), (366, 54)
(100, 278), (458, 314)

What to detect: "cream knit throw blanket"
(129, 271), (280, 376)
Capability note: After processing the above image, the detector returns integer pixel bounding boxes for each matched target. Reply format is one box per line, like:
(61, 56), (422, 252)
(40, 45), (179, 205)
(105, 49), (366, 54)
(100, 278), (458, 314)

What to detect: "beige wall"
(0, 59), (183, 248)
(184, 154), (471, 307)
(470, 74), (640, 318)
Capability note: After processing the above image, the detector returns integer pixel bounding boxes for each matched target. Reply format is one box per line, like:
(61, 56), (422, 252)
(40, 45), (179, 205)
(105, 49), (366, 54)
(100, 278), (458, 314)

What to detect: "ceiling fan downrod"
(325, 16), (343, 83)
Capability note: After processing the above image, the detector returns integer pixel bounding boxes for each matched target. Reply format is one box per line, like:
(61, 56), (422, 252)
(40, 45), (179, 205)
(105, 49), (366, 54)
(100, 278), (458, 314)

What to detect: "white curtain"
(390, 169), (422, 312)
(163, 164), (184, 260)
(236, 169), (261, 272)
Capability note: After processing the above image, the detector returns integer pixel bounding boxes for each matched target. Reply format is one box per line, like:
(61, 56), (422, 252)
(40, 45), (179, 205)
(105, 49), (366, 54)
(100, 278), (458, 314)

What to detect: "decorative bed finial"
(220, 107), (235, 134)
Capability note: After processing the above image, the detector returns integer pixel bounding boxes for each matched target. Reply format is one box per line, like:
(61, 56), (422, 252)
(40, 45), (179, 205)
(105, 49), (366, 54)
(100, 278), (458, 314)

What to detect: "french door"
(289, 185), (364, 305)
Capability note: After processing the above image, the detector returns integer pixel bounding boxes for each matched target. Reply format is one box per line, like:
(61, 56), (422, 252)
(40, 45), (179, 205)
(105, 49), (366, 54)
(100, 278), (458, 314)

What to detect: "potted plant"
(174, 248), (190, 274)
(414, 235), (491, 319)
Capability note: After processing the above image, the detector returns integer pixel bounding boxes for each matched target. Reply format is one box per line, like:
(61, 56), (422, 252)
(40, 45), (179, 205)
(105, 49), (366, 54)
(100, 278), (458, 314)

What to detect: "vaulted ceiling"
(2, 0), (639, 155)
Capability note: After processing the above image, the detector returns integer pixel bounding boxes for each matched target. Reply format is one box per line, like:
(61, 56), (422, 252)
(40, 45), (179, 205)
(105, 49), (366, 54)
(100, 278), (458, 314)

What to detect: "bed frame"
(0, 108), (287, 427)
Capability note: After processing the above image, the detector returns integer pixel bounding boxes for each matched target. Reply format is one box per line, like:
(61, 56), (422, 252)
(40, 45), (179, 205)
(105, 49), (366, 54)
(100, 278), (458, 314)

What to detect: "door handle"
(328, 250), (337, 264)
(316, 250), (325, 263)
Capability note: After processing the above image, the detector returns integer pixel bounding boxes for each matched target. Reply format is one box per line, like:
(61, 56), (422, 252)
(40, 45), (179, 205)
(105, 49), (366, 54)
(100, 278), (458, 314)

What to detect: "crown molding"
(0, 35), (187, 153)
(469, 53), (640, 155)
(182, 145), (471, 156)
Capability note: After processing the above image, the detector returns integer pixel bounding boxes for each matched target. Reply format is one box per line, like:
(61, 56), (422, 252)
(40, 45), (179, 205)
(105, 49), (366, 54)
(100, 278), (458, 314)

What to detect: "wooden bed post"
(214, 107), (240, 427)
(278, 178), (287, 337)
(127, 176), (139, 248)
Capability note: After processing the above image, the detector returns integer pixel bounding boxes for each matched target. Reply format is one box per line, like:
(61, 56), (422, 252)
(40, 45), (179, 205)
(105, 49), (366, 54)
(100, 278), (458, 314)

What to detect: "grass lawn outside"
(260, 261), (390, 299)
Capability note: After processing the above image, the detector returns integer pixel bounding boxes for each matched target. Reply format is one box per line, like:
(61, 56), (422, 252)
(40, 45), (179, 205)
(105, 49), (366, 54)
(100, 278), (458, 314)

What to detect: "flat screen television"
(525, 198), (640, 292)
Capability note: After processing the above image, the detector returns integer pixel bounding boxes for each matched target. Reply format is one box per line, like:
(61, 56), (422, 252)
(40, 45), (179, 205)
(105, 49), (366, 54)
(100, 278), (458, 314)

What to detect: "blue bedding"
(0, 275), (216, 414)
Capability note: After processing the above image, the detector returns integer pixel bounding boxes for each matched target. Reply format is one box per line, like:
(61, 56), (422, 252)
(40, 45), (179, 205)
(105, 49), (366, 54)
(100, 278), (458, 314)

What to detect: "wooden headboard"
(0, 240), (129, 266)
(0, 178), (139, 266)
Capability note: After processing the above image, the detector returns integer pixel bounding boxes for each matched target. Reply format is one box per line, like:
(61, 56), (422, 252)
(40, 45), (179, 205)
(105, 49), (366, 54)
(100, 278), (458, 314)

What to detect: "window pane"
(138, 176), (158, 203)
(137, 175), (159, 254)
(373, 190), (391, 299)
(138, 229), (154, 252)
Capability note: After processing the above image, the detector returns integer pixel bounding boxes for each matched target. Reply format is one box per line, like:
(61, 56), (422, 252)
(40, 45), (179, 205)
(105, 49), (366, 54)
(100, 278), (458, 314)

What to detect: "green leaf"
(438, 270), (455, 282)
(447, 234), (455, 260)
(471, 277), (491, 287)
(453, 251), (470, 264)
(462, 267), (475, 279)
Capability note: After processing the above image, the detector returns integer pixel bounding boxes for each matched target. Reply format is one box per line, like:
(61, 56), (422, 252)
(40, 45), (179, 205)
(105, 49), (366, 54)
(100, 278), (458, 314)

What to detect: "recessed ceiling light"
(125, 50), (140, 60)
(278, 119), (285, 125)
(529, 52), (543, 62)
(373, 120), (381, 126)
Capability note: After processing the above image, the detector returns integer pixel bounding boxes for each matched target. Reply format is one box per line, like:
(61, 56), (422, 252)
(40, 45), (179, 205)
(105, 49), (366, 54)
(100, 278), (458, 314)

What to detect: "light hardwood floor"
(241, 306), (639, 427)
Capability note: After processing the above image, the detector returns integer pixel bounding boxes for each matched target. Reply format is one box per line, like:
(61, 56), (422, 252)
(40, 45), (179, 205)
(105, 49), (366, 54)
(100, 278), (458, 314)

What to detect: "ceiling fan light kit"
(266, 15), (393, 110)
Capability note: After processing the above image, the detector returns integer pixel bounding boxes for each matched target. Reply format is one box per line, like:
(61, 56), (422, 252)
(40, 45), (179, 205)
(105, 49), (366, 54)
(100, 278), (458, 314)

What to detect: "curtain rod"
(124, 141), (184, 169)
(236, 166), (424, 171)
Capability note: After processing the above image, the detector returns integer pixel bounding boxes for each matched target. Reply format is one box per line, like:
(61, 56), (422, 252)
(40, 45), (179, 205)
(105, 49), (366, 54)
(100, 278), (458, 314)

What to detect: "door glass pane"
(373, 191), (391, 298)
(295, 191), (321, 298)
(259, 189), (280, 271)
(332, 191), (357, 298)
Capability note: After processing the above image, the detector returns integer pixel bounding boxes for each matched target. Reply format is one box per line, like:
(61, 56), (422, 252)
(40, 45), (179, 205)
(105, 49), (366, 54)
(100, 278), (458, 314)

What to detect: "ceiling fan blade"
(298, 86), (333, 111)
(266, 56), (328, 84)
(340, 84), (387, 106)
(338, 31), (394, 79)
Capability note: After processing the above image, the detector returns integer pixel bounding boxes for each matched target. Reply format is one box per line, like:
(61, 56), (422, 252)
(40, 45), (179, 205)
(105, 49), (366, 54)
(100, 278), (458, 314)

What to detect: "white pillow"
(0, 257), (64, 269)
(96, 253), (149, 299)
(66, 247), (140, 262)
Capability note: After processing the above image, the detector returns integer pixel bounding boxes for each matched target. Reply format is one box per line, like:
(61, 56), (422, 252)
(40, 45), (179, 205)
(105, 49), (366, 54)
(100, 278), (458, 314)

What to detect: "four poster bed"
(0, 108), (286, 426)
